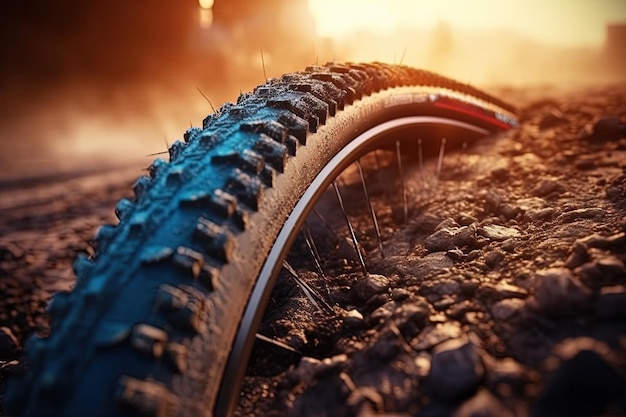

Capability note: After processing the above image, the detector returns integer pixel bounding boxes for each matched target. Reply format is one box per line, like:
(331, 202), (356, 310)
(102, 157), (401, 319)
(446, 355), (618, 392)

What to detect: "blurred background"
(0, 0), (625, 181)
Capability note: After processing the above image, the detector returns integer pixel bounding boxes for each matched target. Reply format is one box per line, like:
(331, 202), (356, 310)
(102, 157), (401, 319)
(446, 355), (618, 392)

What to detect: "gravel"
(2, 85), (626, 416)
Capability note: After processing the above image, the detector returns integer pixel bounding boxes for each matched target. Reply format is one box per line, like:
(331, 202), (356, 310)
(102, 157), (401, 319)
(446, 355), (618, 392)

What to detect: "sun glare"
(308, 0), (626, 48)
(198, 0), (214, 10)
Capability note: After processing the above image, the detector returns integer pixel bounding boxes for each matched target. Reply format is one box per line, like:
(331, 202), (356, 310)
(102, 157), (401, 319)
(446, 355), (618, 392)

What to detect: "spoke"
(436, 137), (447, 181)
(255, 333), (303, 355)
(283, 261), (334, 314)
(312, 207), (340, 243)
(396, 140), (408, 223)
(355, 159), (384, 258)
(332, 181), (368, 276)
(301, 222), (331, 297)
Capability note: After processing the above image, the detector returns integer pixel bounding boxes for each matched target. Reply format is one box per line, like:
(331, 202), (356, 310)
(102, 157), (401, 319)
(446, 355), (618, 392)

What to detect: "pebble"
(446, 248), (465, 262)
(589, 116), (625, 142)
(354, 273), (389, 301)
(478, 224), (521, 241)
(483, 355), (534, 400)
(0, 326), (19, 357)
(538, 110), (567, 130)
(393, 302), (429, 337)
(535, 338), (626, 416)
(532, 179), (565, 197)
(411, 322), (463, 351)
(484, 250), (505, 268)
(428, 337), (485, 401)
(555, 207), (605, 224)
(294, 354), (348, 385)
(595, 285), (626, 319)
(577, 254), (626, 289)
(528, 207), (556, 221)
(346, 386), (384, 414)
(342, 309), (365, 329)
(424, 228), (456, 252)
(565, 242), (589, 269)
(391, 288), (411, 301)
(499, 203), (519, 220)
(435, 218), (461, 231)
(576, 232), (626, 249)
(454, 388), (515, 417)
(532, 268), (591, 316)
(424, 225), (477, 252)
(491, 298), (525, 321)
(370, 301), (395, 324)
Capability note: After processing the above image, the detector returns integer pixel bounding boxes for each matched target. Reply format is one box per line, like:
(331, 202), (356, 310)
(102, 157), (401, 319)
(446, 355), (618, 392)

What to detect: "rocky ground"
(1, 85), (626, 416)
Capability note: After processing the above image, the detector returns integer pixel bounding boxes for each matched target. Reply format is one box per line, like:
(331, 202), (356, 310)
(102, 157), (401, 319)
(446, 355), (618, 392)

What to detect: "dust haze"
(0, 0), (624, 182)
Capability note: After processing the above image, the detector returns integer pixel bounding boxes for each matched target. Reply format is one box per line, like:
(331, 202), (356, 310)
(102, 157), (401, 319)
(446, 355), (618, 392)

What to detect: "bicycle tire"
(6, 62), (518, 417)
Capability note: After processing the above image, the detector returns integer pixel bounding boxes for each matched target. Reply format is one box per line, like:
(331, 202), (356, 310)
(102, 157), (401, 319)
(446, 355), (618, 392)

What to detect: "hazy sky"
(309, 0), (626, 47)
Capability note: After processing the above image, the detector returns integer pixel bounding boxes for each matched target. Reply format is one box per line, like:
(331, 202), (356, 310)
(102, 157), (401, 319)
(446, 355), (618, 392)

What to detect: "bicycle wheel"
(6, 62), (517, 417)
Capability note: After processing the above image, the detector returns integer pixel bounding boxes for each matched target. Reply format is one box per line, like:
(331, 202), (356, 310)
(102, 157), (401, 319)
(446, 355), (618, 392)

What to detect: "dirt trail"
(1, 85), (625, 416)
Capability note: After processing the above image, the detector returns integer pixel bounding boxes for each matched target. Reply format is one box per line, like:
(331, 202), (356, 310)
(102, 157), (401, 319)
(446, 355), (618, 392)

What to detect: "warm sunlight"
(198, 0), (214, 10)
(308, 0), (626, 48)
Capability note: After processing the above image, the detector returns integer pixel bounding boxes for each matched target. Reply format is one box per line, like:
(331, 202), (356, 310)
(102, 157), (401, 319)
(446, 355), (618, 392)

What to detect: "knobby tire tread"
(5, 62), (517, 417)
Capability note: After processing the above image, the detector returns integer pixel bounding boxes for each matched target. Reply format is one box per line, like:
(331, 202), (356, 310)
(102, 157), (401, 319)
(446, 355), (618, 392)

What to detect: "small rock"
(499, 203), (519, 219)
(490, 167), (510, 182)
(414, 353), (432, 378)
(484, 355), (535, 400)
(412, 322), (463, 351)
(435, 218), (460, 231)
(295, 354), (348, 384)
(528, 207), (556, 221)
(466, 250), (481, 261)
(0, 326), (19, 357)
(484, 190), (504, 211)
(501, 238), (518, 253)
(454, 388), (515, 417)
(346, 386), (384, 414)
(595, 285), (626, 319)
(532, 268), (591, 316)
(484, 250), (505, 268)
(342, 309), (365, 329)
(457, 213), (478, 226)
(565, 242), (589, 269)
(427, 278), (461, 296)
(538, 109), (567, 130)
(533, 179), (566, 197)
(283, 328), (308, 350)
(556, 207), (605, 224)
(354, 273), (389, 301)
(368, 336), (402, 362)
(394, 302), (430, 337)
(425, 225), (476, 252)
(391, 288), (411, 301)
(535, 338), (626, 417)
(606, 175), (626, 210)
(446, 248), (465, 262)
(491, 298), (525, 321)
(577, 232), (626, 249)
(428, 337), (484, 401)
(589, 116), (625, 142)
(577, 255), (626, 289)
(424, 228), (456, 252)
(478, 224), (521, 241)
(370, 301), (395, 324)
